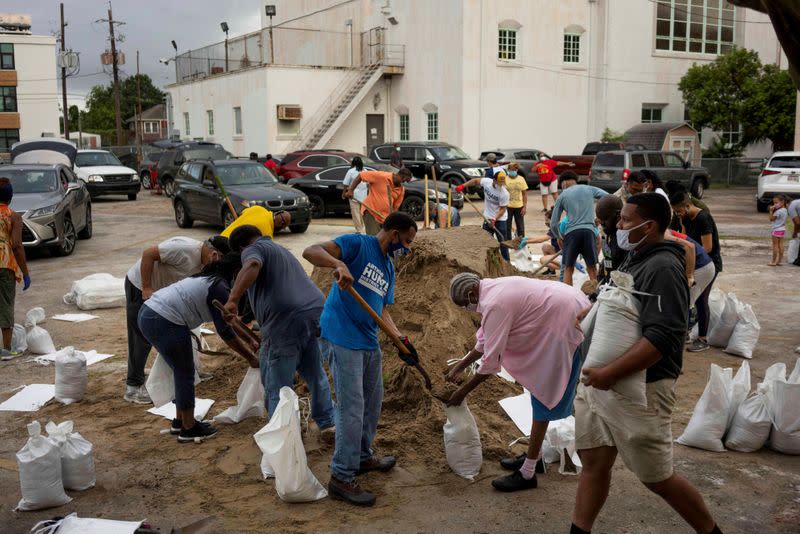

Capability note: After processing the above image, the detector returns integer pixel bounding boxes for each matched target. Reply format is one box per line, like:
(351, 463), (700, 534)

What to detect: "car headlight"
(296, 196), (309, 206)
(439, 165), (451, 170)
(87, 174), (104, 183)
(463, 168), (483, 177)
(131, 174), (139, 182)
(28, 204), (59, 218)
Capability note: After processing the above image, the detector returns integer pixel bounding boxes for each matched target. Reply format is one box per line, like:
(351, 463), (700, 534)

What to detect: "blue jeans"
(483, 220), (510, 261)
(137, 305), (195, 410)
(260, 313), (334, 429)
(319, 337), (383, 482)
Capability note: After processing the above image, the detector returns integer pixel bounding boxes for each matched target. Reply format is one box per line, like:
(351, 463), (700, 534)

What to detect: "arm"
(526, 234), (551, 244)
(459, 178), (482, 189)
(302, 241), (354, 290)
(10, 212), (29, 284)
(495, 205), (507, 222)
(521, 184), (528, 213)
(445, 373), (491, 406)
(555, 160), (575, 167)
(209, 283), (259, 366)
(550, 197), (564, 237)
(590, 186), (609, 199)
(768, 204), (776, 221)
(793, 216), (800, 238)
(700, 233), (713, 255)
(139, 245), (162, 300)
(345, 174), (364, 198)
(224, 258), (260, 315)
(582, 337), (662, 389)
(381, 306), (402, 338)
(666, 234), (696, 283)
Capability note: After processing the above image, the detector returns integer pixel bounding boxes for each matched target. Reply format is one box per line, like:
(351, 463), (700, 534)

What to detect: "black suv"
(172, 159), (311, 233)
(156, 142), (231, 197)
(369, 142), (486, 186)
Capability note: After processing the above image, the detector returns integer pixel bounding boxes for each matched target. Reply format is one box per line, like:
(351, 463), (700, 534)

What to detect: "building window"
(0, 86), (17, 112)
(233, 106), (242, 136)
(399, 114), (409, 141)
(720, 123), (742, 145)
(563, 34), (581, 63)
(655, 0), (735, 55)
(206, 110), (214, 136)
(183, 112), (190, 136)
(641, 105), (664, 123)
(498, 28), (518, 61)
(0, 44), (14, 70)
(0, 128), (19, 151)
(143, 121), (159, 134)
(426, 112), (438, 141)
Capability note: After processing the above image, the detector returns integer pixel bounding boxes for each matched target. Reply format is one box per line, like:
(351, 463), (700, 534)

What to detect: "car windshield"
(430, 146), (470, 161)
(3, 169), (59, 193)
(183, 148), (230, 161)
(594, 153), (625, 167)
(217, 164), (277, 186)
(76, 152), (123, 167)
(769, 156), (800, 169)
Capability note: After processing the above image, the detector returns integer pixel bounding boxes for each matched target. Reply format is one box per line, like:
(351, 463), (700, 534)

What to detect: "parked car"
(172, 159), (311, 233)
(369, 142), (486, 187)
(757, 152), (800, 212)
(589, 150), (710, 198)
(7, 139), (92, 256)
(287, 162), (464, 220)
(479, 148), (551, 188)
(277, 150), (362, 182)
(156, 141), (231, 197)
(552, 142), (648, 177)
(74, 149), (140, 200)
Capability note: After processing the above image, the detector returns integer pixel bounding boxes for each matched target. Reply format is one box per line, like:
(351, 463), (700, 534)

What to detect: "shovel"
(462, 195), (526, 250)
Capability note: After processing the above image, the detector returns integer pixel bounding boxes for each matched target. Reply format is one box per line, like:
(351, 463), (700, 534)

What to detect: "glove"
(22, 274), (31, 291)
(398, 336), (419, 366)
(455, 184), (466, 193)
(490, 218), (497, 227)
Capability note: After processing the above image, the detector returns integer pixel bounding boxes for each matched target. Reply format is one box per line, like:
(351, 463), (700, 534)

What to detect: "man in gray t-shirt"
(225, 226), (334, 431)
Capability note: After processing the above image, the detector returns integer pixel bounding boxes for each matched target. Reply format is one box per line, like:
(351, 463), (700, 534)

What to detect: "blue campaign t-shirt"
(320, 234), (395, 350)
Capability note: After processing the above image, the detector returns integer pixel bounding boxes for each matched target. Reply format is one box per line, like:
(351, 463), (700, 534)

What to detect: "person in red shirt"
(264, 154), (278, 173)
(534, 156), (574, 212)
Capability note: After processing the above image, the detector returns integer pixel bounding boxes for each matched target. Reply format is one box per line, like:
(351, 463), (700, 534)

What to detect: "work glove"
(22, 274), (31, 291)
(490, 218), (497, 227)
(398, 336), (419, 366)
(455, 184), (466, 193)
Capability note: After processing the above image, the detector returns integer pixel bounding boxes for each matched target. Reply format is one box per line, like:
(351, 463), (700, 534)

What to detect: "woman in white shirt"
(641, 169), (669, 201)
(342, 156), (368, 234)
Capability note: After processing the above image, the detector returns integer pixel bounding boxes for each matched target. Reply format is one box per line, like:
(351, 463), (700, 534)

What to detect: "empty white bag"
(15, 421), (71, 511)
(707, 292), (739, 348)
(25, 308), (56, 355)
(145, 353), (200, 408)
(63, 273), (126, 310)
(724, 302), (760, 359)
(12, 323), (27, 353)
(55, 347), (87, 405)
(253, 386), (327, 502)
(45, 420), (96, 491)
(30, 513), (143, 534)
(443, 401), (482, 480)
(541, 415), (582, 475)
(724, 393), (771, 452)
(677, 364), (732, 452)
(213, 367), (265, 424)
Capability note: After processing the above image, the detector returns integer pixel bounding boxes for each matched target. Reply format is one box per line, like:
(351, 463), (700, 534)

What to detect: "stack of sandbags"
(45, 420), (96, 490)
(706, 290), (760, 358)
(15, 421), (72, 511)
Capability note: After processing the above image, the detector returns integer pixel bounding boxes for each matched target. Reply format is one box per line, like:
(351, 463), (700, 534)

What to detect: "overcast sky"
(7, 0), (263, 107)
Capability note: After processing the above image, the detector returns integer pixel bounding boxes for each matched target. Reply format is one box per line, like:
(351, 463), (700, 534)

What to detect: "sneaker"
(328, 476), (376, 507)
(687, 339), (710, 353)
(491, 470), (538, 492)
(170, 418), (182, 435)
(356, 455), (396, 475)
(499, 453), (546, 474)
(123, 385), (153, 404)
(177, 421), (218, 443)
(0, 348), (19, 361)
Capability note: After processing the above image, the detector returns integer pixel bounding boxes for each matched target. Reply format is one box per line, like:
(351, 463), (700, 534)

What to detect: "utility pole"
(60, 3), (69, 139)
(108, 5), (123, 145)
(136, 50), (142, 167)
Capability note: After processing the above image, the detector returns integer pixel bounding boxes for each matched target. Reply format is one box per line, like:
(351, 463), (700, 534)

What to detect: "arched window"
(498, 19), (522, 62)
(395, 105), (409, 141)
(422, 103), (438, 141)
(563, 24), (586, 64)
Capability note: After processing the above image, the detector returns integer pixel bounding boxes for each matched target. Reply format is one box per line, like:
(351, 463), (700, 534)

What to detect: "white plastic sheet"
(0, 384), (55, 412)
(15, 421), (71, 511)
(145, 353), (200, 408)
(54, 347), (87, 405)
(147, 398), (215, 421)
(213, 367), (265, 424)
(45, 421), (95, 491)
(541, 415), (582, 475)
(788, 238), (799, 264)
(30, 513), (143, 534)
(63, 273), (125, 310)
(443, 402), (482, 480)
(52, 313), (99, 323)
(498, 392), (532, 436)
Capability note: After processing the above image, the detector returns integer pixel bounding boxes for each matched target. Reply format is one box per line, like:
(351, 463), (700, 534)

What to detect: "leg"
(0, 269), (14, 350)
(263, 340), (301, 419)
(777, 237), (784, 264)
(540, 186), (549, 210)
(349, 199), (365, 234)
(515, 208), (525, 237)
(573, 446), (618, 531)
(359, 348), (384, 462)
(527, 420), (549, 460)
(125, 278), (152, 387)
(561, 232), (580, 286)
(695, 272), (717, 339)
(296, 320), (335, 429)
(769, 236), (778, 265)
(327, 340), (366, 483)
(644, 474), (716, 534)
(495, 220), (510, 261)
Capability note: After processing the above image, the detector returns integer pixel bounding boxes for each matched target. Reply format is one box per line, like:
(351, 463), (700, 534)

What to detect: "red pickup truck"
(552, 142), (645, 177)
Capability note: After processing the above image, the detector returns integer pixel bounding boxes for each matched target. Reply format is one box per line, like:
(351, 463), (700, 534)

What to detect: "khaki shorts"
(574, 379), (677, 484)
(540, 181), (558, 195)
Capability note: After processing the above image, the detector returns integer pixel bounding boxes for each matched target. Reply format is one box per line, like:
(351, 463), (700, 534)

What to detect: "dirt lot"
(0, 187), (798, 534)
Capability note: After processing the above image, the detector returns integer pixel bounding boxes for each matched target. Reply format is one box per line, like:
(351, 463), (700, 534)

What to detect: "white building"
(166, 0), (782, 159)
(0, 14), (60, 152)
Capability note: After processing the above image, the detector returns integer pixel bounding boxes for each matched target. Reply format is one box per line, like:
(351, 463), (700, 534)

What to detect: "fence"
(701, 157), (764, 186)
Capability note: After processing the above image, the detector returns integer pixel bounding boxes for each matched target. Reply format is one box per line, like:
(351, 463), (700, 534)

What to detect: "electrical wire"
(273, 0), (358, 28)
(645, 0), (774, 24)
(511, 60), (683, 86)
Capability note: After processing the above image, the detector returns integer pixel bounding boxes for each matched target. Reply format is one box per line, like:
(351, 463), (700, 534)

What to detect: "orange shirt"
(359, 171), (404, 224)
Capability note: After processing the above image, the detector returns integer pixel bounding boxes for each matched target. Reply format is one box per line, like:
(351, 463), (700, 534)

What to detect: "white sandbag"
(727, 361), (750, 428)
(676, 364), (731, 452)
(12, 323), (27, 353)
(24, 307), (46, 328)
(30, 513), (143, 534)
(443, 402), (482, 480)
(788, 238), (799, 264)
(767, 379), (800, 434)
(788, 358), (800, 384)
(724, 394), (771, 452)
(63, 273), (125, 310)
(253, 386), (327, 502)
(578, 302), (598, 358)
(707, 292), (739, 348)
(25, 308), (56, 355)
(707, 288), (724, 332)
(213, 367), (265, 424)
(542, 415), (582, 475)
(724, 302), (760, 359)
(770, 428), (800, 455)
(54, 347), (87, 405)
(15, 421), (71, 511)
(45, 421), (95, 491)
(582, 271), (645, 405)
(145, 353), (201, 408)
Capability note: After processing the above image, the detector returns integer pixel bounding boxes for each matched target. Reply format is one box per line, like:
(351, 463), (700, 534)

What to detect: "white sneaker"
(124, 385), (152, 404)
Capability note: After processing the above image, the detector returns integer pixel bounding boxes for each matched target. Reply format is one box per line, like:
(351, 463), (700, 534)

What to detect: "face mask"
(396, 147), (401, 152)
(463, 291), (478, 312)
(388, 239), (411, 258)
(508, 171), (518, 177)
(616, 220), (652, 251)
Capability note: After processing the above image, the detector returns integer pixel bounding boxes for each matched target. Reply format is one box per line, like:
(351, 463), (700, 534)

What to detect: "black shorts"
(562, 228), (597, 268)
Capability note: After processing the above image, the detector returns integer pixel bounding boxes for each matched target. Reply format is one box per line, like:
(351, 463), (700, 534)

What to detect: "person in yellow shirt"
(221, 206), (291, 240)
(504, 162), (529, 238)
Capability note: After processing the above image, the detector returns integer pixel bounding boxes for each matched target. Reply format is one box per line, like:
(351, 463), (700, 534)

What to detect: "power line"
(645, 0), (774, 24)
(18, 71), (107, 82)
(511, 60), (682, 86)
(274, 0), (358, 28)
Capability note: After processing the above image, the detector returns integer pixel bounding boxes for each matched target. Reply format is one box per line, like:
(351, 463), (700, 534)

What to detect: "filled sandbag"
(15, 421), (71, 511)
(63, 273), (125, 310)
(707, 292), (739, 348)
(677, 364), (732, 452)
(145, 353), (201, 408)
(45, 421), (95, 491)
(766, 378), (800, 455)
(11, 323), (27, 353)
(541, 415), (582, 475)
(724, 302), (760, 359)
(727, 361), (750, 428)
(25, 308), (56, 355)
(443, 401), (482, 481)
(253, 387), (327, 502)
(707, 288), (724, 332)
(788, 238), (799, 264)
(54, 347), (87, 405)
(724, 393), (771, 452)
(213, 367), (265, 424)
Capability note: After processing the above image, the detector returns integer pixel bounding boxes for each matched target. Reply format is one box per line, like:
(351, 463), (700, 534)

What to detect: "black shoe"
(170, 418), (181, 435)
(177, 421), (218, 443)
(491, 470), (538, 492)
(356, 455), (396, 475)
(328, 476), (376, 507)
(499, 454), (545, 474)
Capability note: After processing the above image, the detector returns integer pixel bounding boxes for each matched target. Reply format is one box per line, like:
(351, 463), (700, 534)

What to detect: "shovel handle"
(212, 299), (259, 345)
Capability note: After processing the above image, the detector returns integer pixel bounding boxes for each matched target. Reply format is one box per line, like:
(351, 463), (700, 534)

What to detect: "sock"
(709, 525), (722, 534)
(570, 524), (590, 534)
(519, 457), (537, 480)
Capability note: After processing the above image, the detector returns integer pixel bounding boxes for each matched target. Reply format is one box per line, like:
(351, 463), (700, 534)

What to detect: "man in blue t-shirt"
(224, 225), (335, 433)
(303, 211), (419, 507)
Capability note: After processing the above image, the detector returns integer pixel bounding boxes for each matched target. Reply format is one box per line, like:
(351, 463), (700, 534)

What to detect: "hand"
(455, 184), (466, 193)
(142, 287), (154, 300)
(576, 304), (593, 331)
(569, 162), (576, 167)
(334, 263), (354, 290)
(490, 218), (496, 227)
(520, 206), (527, 216)
(445, 388), (467, 407)
(398, 336), (419, 366)
(558, 238), (564, 249)
(248, 337), (260, 352)
(22, 274), (31, 291)
(445, 365), (462, 384)
(343, 189), (353, 200)
(581, 367), (615, 390)
(687, 276), (695, 288)
(222, 300), (239, 321)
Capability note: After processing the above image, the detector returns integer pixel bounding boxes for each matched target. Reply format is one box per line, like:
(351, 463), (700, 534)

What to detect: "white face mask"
(464, 291), (478, 312)
(616, 220), (652, 251)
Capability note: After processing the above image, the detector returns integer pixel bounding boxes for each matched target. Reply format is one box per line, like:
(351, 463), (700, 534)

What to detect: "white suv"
(74, 149), (140, 200)
(757, 151), (800, 212)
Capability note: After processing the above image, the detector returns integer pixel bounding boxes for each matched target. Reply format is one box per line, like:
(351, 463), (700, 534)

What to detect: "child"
(768, 195), (789, 266)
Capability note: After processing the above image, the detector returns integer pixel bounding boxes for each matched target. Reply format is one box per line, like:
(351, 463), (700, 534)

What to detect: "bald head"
(449, 272), (480, 308)
(596, 195), (623, 235)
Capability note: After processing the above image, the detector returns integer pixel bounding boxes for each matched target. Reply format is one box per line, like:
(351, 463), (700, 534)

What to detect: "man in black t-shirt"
(595, 195), (626, 286)
(670, 192), (722, 273)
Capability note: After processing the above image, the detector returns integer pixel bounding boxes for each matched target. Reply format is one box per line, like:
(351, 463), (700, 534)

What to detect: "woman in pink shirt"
(446, 273), (591, 492)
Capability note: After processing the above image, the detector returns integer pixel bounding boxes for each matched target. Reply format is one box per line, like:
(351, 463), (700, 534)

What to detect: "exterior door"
(670, 137), (694, 164)
(366, 114), (385, 153)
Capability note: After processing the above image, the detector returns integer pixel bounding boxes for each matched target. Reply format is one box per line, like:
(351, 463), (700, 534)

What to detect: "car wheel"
(308, 195), (325, 218)
(163, 178), (176, 198)
(128, 193), (137, 201)
(141, 172), (151, 189)
(222, 207), (236, 228)
(77, 204), (92, 239)
(691, 178), (706, 199)
(289, 223), (309, 234)
(400, 195), (425, 221)
(175, 200), (194, 228)
(756, 198), (769, 213)
(53, 217), (76, 257)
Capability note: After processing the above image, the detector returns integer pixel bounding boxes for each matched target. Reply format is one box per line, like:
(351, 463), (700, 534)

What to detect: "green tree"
(601, 128), (624, 143)
(679, 47), (796, 151)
